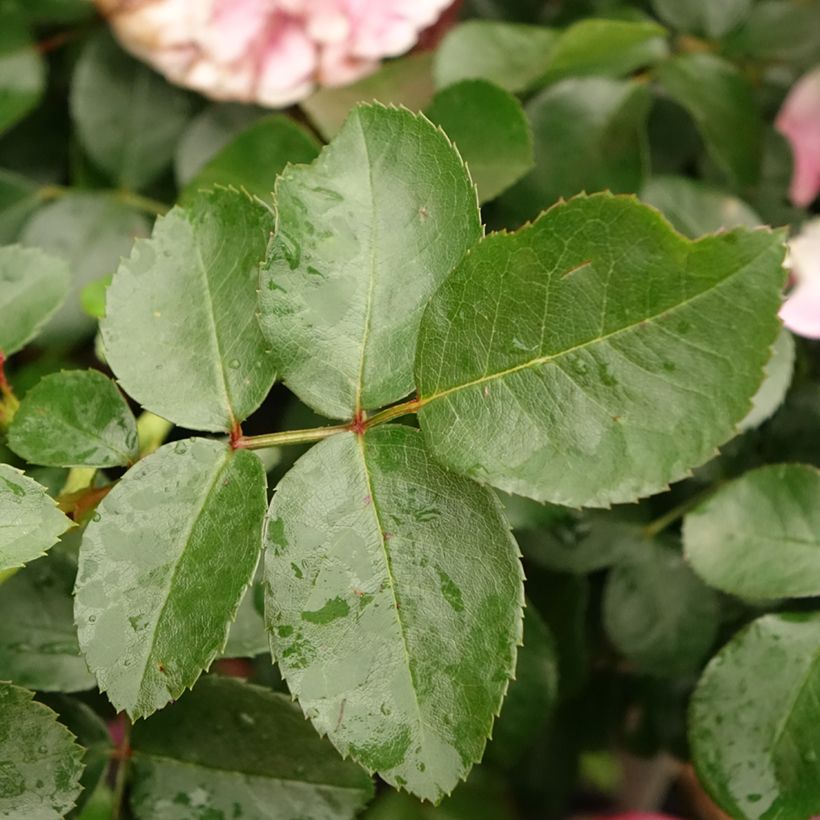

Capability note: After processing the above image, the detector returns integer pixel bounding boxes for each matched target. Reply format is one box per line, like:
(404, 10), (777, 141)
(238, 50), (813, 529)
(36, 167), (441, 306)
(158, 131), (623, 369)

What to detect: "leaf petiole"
(234, 397), (425, 451)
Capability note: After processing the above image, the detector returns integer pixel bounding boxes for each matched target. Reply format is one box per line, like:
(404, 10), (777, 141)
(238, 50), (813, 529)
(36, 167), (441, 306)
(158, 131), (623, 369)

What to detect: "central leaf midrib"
(134, 450), (230, 703)
(353, 113), (379, 414)
(356, 436), (429, 750)
(421, 243), (771, 406)
(194, 240), (236, 428)
(767, 641), (820, 804)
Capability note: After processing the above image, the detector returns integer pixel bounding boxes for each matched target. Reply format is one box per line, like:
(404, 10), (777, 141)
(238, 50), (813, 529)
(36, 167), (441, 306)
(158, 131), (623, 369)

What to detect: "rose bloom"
(781, 218), (820, 339)
(96, 0), (452, 106)
(776, 66), (820, 208)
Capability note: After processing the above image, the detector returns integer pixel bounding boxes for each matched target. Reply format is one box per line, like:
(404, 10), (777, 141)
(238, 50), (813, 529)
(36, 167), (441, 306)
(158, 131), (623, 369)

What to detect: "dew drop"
(92, 512), (101, 522)
(174, 441), (188, 455)
(229, 359), (241, 370)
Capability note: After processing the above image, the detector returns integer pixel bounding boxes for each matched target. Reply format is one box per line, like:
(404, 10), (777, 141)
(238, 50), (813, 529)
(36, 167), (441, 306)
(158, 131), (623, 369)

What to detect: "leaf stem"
(364, 397), (424, 428)
(38, 185), (169, 217)
(234, 423), (352, 450)
(642, 483), (723, 540)
(111, 717), (132, 820)
(234, 397), (426, 451)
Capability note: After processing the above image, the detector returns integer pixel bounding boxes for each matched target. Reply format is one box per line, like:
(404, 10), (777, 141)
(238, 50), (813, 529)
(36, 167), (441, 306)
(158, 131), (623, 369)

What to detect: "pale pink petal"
(96, 0), (453, 106)
(204, 0), (271, 63)
(780, 281), (820, 338)
(780, 218), (820, 338)
(256, 21), (317, 106)
(776, 67), (820, 207)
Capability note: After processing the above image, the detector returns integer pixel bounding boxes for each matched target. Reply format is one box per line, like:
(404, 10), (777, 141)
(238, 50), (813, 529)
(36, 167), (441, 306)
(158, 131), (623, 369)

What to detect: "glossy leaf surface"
(425, 79), (533, 204)
(416, 193), (786, 506)
(0, 683), (84, 819)
(130, 676), (373, 819)
(102, 188), (275, 432)
(259, 104), (481, 420)
(0, 464), (71, 573)
(9, 369), (138, 467)
(690, 613), (820, 819)
(0, 245), (70, 356)
(75, 438), (267, 718)
(265, 426), (523, 800)
(684, 464), (820, 600)
(0, 547), (96, 692)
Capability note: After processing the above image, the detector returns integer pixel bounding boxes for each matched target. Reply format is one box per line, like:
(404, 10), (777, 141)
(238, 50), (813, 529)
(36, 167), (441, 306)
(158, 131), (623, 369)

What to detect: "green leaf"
(0, 548), (95, 692)
(258, 104), (482, 421)
(520, 517), (643, 575)
(723, 1), (820, 67)
(302, 53), (436, 141)
(0, 245), (70, 356)
(75, 438), (267, 718)
(0, 683), (84, 818)
(690, 613), (820, 819)
(496, 78), (650, 224)
(130, 676), (373, 820)
(0, 168), (39, 243)
(181, 115), (319, 206)
(0, 464), (71, 574)
(651, 0), (753, 38)
(0, 10), (45, 136)
(70, 33), (193, 191)
(434, 21), (558, 93)
(603, 539), (719, 676)
(38, 694), (112, 818)
(80, 275), (111, 320)
(537, 18), (668, 85)
(175, 103), (264, 187)
(485, 605), (558, 767)
(425, 80), (533, 204)
(683, 464), (820, 600)
(265, 426), (523, 801)
(20, 192), (151, 346)
(103, 188), (275, 432)
(656, 54), (762, 187)
(9, 370), (138, 468)
(739, 327), (794, 432)
(415, 193), (786, 507)
(641, 175), (762, 238)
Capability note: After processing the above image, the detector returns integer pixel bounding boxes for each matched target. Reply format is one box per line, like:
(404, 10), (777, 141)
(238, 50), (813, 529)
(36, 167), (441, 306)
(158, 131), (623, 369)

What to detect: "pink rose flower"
(96, 0), (453, 107)
(776, 66), (820, 207)
(780, 218), (820, 339)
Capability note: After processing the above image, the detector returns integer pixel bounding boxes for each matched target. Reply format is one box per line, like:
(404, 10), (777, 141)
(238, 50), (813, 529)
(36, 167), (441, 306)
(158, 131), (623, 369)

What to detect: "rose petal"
(776, 67), (820, 207)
